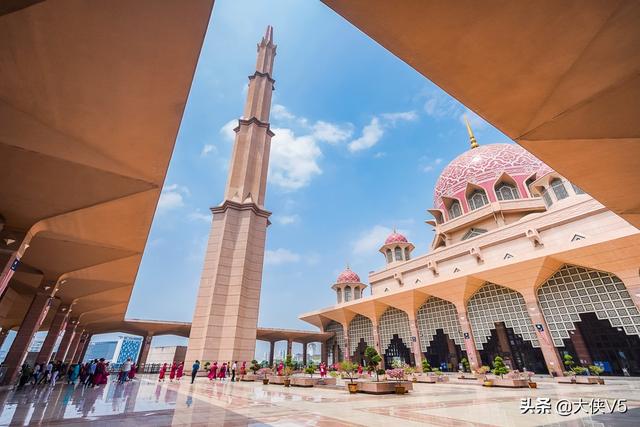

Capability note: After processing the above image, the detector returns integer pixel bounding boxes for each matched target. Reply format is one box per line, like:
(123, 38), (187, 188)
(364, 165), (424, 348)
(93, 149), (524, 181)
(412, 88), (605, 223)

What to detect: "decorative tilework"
(378, 307), (412, 353)
(324, 321), (345, 362)
(537, 265), (640, 346)
(348, 315), (374, 356)
(467, 283), (539, 350)
(416, 297), (465, 351)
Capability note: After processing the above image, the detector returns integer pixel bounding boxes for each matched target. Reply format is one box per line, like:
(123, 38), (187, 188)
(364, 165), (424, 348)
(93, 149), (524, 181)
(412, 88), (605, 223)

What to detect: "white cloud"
(422, 157), (444, 172)
(312, 121), (353, 144)
(157, 184), (190, 212)
(423, 91), (463, 119)
(381, 111), (418, 124)
(188, 209), (211, 222)
(265, 248), (301, 265)
(272, 104), (296, 121)
(200, 144), (217, 157)
(269, 128), (322, 190)
(274, 214), (300, 225)
(374, 152), (387, 159)
(348, 117), (383, 152)
(352, 225), (407, 255)
(220, 119), (237, 142)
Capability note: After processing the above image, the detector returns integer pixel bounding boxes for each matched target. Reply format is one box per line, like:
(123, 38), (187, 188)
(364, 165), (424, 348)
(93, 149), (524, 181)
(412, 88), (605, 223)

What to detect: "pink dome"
(336, 267), (361, 284)
(385, 232), (408, 245)
(434, 143), (553, 211)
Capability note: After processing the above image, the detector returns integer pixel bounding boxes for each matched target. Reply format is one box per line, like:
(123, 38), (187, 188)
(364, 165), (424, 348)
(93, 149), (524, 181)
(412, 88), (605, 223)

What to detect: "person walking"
(231, 361), (237, 382)
(169, 362), (177, 382)
(218, 362), (227, 381)
(208, 362), (218, 381)
(158, 363), (167, 382)
(176, 362), (184, 381)
(191, 360), (200, 384)
(120, 358), (132, 384)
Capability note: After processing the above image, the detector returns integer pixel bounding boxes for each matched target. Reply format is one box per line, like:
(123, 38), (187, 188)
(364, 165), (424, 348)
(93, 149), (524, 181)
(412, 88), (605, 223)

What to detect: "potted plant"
(461, 357), (470, 373)
(305, 363), (315, 378)
(492, 356), (510, 379)
(525, 370), (537, 388)
(250, 360), (260, 377)
(364, 347), (382, 381)
(421, 359), (431, 373)
(386, 363), (407, 394)
(477, 365), (491, 386)
(405, 365), (416, 382)
(204, 361), (211, 372)
(258, 367), (271, 384)
(339, 361), (359, 393)
(588, 365), (605, 384)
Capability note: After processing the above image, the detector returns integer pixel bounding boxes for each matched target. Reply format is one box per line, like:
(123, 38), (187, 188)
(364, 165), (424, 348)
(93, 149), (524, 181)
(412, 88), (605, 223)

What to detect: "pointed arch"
(378, 307), (412, 355)
(416, 297), (464, 352)
(465, 183), (489, 211)
(348, 314), (374, 356)
(493, 172), (520, 201)
(442, 196), (463, 220)
(324, 321), (345, 363)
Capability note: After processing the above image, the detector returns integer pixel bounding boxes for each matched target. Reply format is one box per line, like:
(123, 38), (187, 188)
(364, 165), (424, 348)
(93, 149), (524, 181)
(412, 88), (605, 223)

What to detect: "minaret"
(464, 115), (479, 149)
(186, 26), (276, 364)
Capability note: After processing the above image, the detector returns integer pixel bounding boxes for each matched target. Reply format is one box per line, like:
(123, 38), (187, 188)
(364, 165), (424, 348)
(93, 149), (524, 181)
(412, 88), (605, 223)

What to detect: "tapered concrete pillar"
(302, 343), (307, 365)
(36, 303), (70, 364)
(1, 284), (55, 385)
(268, 341), (275, 366)
(286, 339), (292, 358)
(55, 319), (78, 364)
(0, 329), (9, 350)
(456, 312), (483, 371)
(65, 329), (83, 364)
(371, 321), (383, 368)
(407, 314), (423, 369)
(0, 253), (19, 300)
(321, 341), (328, 364)
(520, 293), (564, 377)
(342, 326), (351, 362)
(77, 333), (92, 363)
(137, 335), (153, 367)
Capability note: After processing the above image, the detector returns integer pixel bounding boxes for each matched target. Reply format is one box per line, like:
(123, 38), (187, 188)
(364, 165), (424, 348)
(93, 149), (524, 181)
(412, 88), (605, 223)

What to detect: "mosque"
(300, 123), (640, 377)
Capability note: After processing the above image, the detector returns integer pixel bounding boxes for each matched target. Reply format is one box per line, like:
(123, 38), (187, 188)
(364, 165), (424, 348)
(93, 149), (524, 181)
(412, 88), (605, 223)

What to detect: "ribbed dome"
(385, 232), (408, 244)
(433, 143), (552, 211)
(336, 267), (361, 284)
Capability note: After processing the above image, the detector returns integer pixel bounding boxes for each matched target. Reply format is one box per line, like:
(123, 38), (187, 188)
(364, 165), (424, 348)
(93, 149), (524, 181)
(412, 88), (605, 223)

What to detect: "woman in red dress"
(176, 362), (184, 381)
(128, 363), (137, 380)
(158, 363), (167, 382)
(218, 362), (227, 380)
(169, 362), (177, 381)
(208, 362), (218, 381)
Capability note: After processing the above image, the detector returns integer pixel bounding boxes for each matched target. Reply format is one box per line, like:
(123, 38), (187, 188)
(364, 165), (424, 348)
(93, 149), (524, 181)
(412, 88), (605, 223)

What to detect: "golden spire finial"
(464, 115), (479, 149)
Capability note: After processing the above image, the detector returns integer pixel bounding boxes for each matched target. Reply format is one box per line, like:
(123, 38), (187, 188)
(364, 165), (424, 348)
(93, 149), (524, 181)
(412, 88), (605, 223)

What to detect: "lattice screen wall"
(348, 314), (374, 355)
(467, 283), (539, 350)
(378, 307), (412, 353)
(324, 321), (345, 361)
(538, 265), (640, 346)
(417, 297), (465, 352)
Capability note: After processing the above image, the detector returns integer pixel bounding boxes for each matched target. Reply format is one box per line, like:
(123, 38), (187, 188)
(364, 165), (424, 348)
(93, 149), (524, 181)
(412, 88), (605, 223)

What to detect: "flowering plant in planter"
(386, 368), (405, 384)
(257, 367), (272, 378)
(476, 365), (490, 381)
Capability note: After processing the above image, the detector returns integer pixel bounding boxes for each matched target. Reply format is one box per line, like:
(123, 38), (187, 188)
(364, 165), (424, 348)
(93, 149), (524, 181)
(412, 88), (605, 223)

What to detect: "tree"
(422, 359), (431, 373)
(491, 356), (509, 378)
(589, 364), (604, 378)
(364, 347), (382, 381)
(250, 360), (260, 375)
(461, 357), (470, 373)
(304, 362), (315, 378)
(563, 354), (575, 372)
(339, 360), (358, 383)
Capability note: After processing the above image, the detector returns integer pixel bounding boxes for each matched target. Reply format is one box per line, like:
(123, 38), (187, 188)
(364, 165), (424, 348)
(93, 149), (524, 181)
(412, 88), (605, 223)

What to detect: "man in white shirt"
(120, 358), (132, 383)
(231, 361), (237, 382)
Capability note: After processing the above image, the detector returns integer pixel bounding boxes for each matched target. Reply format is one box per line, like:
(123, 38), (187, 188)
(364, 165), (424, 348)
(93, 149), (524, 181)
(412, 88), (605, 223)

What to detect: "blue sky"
(5, 0), (514, 358)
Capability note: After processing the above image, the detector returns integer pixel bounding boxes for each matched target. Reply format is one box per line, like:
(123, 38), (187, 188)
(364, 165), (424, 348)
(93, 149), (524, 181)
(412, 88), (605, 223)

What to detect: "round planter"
(347, 383), (358, 394)
(597, 378), (605, 385)
(528, 382), (537, 389)
(395, 385), (406, 395)
(483, 380), (493, 387)
(283, 379), (291, 387)
(262, 378), (269, 385)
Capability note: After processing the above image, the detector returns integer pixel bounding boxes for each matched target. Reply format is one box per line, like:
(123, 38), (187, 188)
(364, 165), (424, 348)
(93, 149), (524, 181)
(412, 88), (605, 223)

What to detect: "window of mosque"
(537, 265), (640, 346)
(462, 228), (487, 240)
(416, 297), (465, 352)
(354, 287), (360, 299)
(394, 247), (403, 261)
(468, 189), (489, 210)
(571, 183), (585, 195)
(378, 307), (412, 353)
(344, 286), (352, 302)
(524, 176), (536, 195)
(348, 314), (374, 355)
(551, 178), (569, 200)
(385, 249), (393, 264)
(467, 283), (540, 350)
(495, 183), (520, 200)
(325, 321), (345, 362)
(541, 188), (553, 207)
(336, 288), (342, 303)
(404, 247), (411, 261)
(448, 200), (462, 219)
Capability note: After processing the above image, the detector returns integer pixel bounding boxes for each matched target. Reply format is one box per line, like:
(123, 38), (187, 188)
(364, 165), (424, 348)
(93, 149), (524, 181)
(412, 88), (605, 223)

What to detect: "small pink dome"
(336, 267), (361, 284)
(385, 232), (408, 245)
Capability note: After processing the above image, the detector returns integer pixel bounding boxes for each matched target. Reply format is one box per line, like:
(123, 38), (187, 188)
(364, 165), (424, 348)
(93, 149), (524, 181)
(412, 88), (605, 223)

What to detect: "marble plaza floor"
(0, 374), (638, 426)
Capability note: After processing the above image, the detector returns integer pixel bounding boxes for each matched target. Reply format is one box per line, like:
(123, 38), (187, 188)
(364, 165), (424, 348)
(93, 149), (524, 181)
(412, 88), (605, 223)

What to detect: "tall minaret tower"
(186, 26), (276, 364)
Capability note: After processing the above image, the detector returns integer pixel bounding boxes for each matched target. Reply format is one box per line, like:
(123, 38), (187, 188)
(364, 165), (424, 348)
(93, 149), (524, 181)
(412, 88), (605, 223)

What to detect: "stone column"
(407, 314), (423, 369)
(569, 327), (593, 365)
(286, 339), (292, 358)
(371, 321), (383, 369)
(0, 252), (20, 300)
(78, 333), (92, 364)
(1, 285), (55, 385)
(342, 326), (351, 362)
(456, 311), (483, 372)
(321, 341), (328, 365)
(521, 294), (564, 377)
(137, 334), (153, 368)
(55, 319), (78, 364)
(268, 341), (275, 366)
(65, 330), (83, 364)
(36, 303), (70, 364)
(302, 343), (307, 365)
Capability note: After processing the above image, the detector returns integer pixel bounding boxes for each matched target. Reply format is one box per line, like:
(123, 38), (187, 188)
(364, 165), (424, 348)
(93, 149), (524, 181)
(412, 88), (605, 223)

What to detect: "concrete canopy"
(0, 0), (214, 336)
(322, 0), (640, 228)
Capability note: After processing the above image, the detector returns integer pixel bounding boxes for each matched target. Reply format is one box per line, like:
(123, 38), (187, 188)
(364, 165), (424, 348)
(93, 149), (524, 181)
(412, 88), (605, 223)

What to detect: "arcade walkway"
(0, 374), (639, 426)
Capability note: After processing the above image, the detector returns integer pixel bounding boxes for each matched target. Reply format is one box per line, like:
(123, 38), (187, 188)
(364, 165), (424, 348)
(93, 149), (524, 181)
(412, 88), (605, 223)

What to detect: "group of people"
(17, 357), (138, 389)
(205, 361), (245, 382)
(157, 361), (184, 382)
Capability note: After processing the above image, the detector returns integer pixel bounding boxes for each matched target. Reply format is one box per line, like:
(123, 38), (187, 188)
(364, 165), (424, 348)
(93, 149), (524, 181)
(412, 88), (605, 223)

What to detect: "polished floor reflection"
(0, 375), (639, 426)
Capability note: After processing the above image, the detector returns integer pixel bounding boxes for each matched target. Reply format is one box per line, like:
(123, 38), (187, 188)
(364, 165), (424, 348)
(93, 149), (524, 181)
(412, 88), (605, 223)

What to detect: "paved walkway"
(0, 374), (638, 426)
